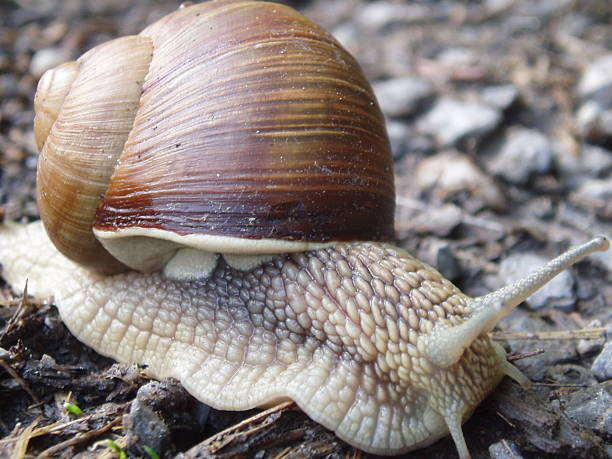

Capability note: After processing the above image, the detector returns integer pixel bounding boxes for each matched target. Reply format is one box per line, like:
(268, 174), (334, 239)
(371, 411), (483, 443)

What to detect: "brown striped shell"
(33, 0), (394, 275)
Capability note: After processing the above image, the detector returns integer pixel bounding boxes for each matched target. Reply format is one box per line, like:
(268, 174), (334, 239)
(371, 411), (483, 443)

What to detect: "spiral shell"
(34, 0), (394, 274)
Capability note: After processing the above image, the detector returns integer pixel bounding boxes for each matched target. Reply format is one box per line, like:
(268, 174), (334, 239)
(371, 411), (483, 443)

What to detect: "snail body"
(0, 1), (609, 458)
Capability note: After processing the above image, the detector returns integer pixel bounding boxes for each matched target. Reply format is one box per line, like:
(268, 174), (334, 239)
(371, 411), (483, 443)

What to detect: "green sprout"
(142, 445), (160, 459)
(63, 401), (83, 416)
(106, 440), (127, 459)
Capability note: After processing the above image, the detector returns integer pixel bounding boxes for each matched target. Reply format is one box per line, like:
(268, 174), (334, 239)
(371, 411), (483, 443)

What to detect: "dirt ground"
(0, 0), (611, 458)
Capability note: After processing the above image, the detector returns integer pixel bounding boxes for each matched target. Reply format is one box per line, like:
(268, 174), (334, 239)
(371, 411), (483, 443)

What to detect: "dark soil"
(1, 0), (610, 458)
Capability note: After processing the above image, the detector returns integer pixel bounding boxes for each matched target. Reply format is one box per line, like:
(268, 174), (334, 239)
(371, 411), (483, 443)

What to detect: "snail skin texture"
(0, 1), (610, 458)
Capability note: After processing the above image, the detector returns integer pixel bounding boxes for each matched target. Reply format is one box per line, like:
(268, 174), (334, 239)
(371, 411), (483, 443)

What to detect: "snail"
(0, 1), (609, 457)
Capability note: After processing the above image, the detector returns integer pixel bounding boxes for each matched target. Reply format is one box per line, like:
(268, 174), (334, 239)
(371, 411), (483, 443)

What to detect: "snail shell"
(34, 0), (394, 276)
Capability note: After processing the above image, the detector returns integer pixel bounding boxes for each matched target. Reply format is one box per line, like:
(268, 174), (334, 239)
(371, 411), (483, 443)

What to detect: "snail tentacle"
(423, 236), (610, 369)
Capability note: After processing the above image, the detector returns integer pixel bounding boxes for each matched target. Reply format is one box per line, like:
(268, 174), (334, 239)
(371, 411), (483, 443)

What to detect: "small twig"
(492, 327), (607, 342)
(532, 382), (589, 388)
(209, 400), (295, 446)
(0, 360), (40, 403)
(0, 402), (130, 446)
(495, 410), (516, 429)
(0, 281), (30, 343)
(10, 417), (41, 459)
(506, 349), (545, 362)
(36, 415), (122, 458)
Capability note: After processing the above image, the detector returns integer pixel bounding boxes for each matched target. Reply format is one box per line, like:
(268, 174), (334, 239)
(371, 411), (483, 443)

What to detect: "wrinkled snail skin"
(0, 224), (609, 457)
(0, 0), (610, 457)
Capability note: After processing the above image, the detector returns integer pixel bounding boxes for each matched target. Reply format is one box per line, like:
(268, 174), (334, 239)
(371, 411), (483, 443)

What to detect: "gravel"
(577, 54), (612, 97)
(372, 76), (433, 118)
(591, 342), (612, 382)
(417, 97), (502, 147)
(488, 129), (553, 185)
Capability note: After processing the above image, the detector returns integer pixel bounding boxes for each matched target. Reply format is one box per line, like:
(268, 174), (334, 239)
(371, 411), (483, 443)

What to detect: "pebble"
(591, 342), (612, 381)
(557, 144), (612, 189)
(575, 55), (612, 143)
(331, 22), (359, 54)
(489, 439), (524, 459)
(417, 97), (501, 147)
(517, 0), (573, 19)
(416, 151), (506, 210)
(481, 84), (519, 111)
(488, 129), (553, 185)
(575, 96), (612, 143)
(436, 244), (462, 282)
(499, 252), (575, 310)
(562, 383), (611, 437)
(576, 320), (605, 357)
(437, 47), (479, 68)
(125, 398), (171, 457)
(386, 121), (434, 160)
(571, 177), (612, 216)
(414, 238), (462, 282)
(485, 0), (514, 12)
(411, 203), (462, 237)
(577, 53), (612, 98)
(355, 2), (431, 30)
(372, 77), (433, 118)
(386, 120), (411, 159)
(29, 47), (72, 77)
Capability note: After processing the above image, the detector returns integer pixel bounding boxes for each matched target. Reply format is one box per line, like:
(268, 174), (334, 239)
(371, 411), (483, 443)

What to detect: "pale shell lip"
(94, 226), (334, 256)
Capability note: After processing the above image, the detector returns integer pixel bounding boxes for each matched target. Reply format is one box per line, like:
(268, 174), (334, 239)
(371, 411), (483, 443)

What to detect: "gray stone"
(592, 342), (612, 381)
(436, 244), (462, 282)
(517, 0), (573, 19)
(355, 2), (431, 30)
(574, 177), (612, 201)
(572, 177), (612, 213)
(331, 22), (359, 53)
(489, 129), (553, 185)
(437, 47), (479, 67)
(415, 151), (506, 210)
(386, 121), (434, 160)
(557, 144), (612, 189)
(125, 399), (170, 457)
(29, 47), (72, 78)
(485, 0), (514, 13)
(417, 97), (501, 147)
(499, 252), (575, 310)
(386, 120), (410, 159)
(411, 203), (462, 237)
(563, 382), (612, 436)
(576, 319), (605, 357)
(577, 53), (612, 98)
(489, 439), (524, 459)
(372, 77), (433, 118)
(576, 99), (612, 142)
(481, 85), (519, 111)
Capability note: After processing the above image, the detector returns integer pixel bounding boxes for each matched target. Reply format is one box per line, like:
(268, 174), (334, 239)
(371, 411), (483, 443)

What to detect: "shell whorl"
(35, 35), (153, 273)
(33, 1), (394, 274)
(33, 61), (79, 151)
